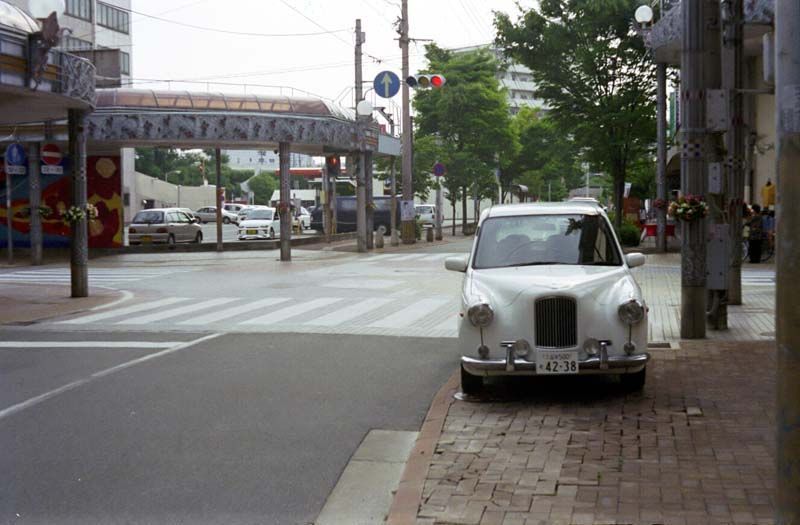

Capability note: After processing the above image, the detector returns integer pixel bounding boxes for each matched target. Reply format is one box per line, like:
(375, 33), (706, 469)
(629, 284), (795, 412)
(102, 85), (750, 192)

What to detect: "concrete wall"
(133, 172), (217, 217)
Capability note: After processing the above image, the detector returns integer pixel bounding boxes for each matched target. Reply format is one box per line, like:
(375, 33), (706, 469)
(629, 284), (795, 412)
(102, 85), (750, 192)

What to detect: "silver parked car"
(195, 206), (238, 224)
(128, 208), (203, 245)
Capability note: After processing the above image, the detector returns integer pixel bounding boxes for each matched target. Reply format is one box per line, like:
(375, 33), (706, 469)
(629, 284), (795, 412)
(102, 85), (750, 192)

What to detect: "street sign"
(41, 143), (64, 175)
(374, 71), (400, 99)
(432, 162), (446, 177)
(400, 199), (415, 221)
(4, 143), (26, 175)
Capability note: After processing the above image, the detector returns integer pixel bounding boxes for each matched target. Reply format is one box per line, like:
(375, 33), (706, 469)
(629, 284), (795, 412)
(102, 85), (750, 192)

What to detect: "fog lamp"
(467, 303), (494, 327)
(583, 338), (600, 356)
(512, 339), (531, 358)
(618, 299), (645, 325)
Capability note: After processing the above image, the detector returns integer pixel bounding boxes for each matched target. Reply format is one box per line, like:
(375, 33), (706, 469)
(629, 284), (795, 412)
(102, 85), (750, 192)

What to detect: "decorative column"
(279, 142), (292, 261)
(365, 150), (374, 249)
(354, 152), (366, 253)
(28, 143), (42, 265)
(68, 109), (88, 298)
(656, 64), (668, 253)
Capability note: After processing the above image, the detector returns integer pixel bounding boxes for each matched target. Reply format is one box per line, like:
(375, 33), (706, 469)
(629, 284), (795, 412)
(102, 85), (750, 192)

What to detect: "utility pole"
(215, 148), (223, 252)
(399, 0), (414, 244)
(776, 0), (800, 520)
(68, 109), (89, 298)
(279, 142), (292, 261)
(679, 0), (711, 338)
(656, 63), (668, 252)
(355, 19), (367, 253)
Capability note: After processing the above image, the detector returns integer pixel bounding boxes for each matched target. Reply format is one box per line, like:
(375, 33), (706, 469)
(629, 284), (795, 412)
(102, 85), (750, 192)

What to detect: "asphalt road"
(122, 223), (320, 246)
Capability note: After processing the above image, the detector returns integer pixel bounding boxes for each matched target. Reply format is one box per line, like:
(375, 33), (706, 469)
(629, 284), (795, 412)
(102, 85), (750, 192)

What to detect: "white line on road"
(0, 333), (223, 422)
(307, 298), (393, 326)
(88, 290), (135, 312)
(58, 297), (190, 325)
(0, 341), (185, 348)
(179, 297), (290, 325)
(432, 312), (461, 332)
(122, 298), (238, 325)
(240, 297), (343, 325)
(368, 298), (450, 328)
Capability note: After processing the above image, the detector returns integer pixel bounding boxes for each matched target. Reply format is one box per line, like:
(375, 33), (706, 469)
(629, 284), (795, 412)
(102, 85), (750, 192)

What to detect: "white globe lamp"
(634, 5), (654, 25)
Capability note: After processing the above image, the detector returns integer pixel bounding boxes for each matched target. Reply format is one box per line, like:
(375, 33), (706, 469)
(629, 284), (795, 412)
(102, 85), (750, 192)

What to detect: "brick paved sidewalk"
(391, 341), (775, 525)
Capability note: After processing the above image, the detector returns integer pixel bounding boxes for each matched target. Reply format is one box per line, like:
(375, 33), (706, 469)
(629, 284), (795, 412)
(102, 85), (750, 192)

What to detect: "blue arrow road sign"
(4, 143), (26, 175)
(374, 71), (400, 99)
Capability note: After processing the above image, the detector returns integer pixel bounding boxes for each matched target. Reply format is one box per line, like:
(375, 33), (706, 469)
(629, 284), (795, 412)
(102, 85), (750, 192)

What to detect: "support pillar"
(279, 142), (291, 261)
(390, 156), (399, 246)
(775, 0), (800, 521)
(656, 64), (668, 253)
(68, 109), (88, 298)
(28, 143), (42, 265)
(365, 150), (374, 249)
(322, 165), (331, 242)
(354, 152), (367, 253)
(215, 148), (223, 252)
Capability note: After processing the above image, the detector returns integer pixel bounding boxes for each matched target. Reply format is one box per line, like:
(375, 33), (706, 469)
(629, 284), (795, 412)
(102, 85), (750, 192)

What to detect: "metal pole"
(389, 120), (399, 246)
(68, 109), (88, 298)
(322, 165), (330, 242)
(215, 148), (223, 252)
(28, 143), (42, 265)
(355, 19), (363, 109)
(656, 64), (668, 252)
(776, 0), (800, 521)
(365, 151), (374, 249)
(679, 0), (709, 338)
(355, 152), (366, 252)
(400, 0), (414, 244)
(726, 0), (745, 305)
(5, 162), (12, 266)
(279, 142), (292, 261)
(435, 178), (443, 241)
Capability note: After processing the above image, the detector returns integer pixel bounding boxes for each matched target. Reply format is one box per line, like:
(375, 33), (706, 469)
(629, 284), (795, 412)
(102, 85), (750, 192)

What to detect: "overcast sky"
(127, 0), (534, 115)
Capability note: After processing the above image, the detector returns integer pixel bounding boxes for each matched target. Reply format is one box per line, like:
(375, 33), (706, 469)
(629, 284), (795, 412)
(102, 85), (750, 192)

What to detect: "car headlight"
(467, 303), (494, 327)
(618, 299), (645, 325)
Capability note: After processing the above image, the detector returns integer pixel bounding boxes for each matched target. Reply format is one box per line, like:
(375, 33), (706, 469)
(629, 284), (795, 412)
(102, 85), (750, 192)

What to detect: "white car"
(195, 206), (238, 224)
(237, 205), (269, 224)
(238, 207), (281, 240)
(415, 204), (436, 226)
(296, 207), (311, 230)
(444, 201), (649, 396)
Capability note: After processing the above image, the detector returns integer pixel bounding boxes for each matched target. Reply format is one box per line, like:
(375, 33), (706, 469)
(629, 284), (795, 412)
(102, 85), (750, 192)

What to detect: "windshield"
(132, 211), (164, 224)
(473, 214), (622, 269)
(247, 210), (274, 220)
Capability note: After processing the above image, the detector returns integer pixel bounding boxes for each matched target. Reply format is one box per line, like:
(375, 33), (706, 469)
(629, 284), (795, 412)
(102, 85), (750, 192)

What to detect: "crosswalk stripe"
(240, 297), (343, 325)
(389, 253), (428, 261)
(122, 298), (238, 325)
(180, 298), (289, 325)
(307, 298), (393, 326)
(432, 312), (461, 332)
(365, 254), (399, 261)
(368, 298), (450, 328)
(59, 297), (190, 325)
(0, 341), (185, 349)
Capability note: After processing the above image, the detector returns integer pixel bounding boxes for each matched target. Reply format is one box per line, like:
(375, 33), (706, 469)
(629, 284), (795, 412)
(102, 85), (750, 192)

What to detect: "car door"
(178, 211), (196, 241)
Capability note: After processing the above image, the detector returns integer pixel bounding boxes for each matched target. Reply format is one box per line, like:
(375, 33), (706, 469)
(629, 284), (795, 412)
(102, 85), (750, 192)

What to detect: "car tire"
(269, 228), (275, 240)
(223, 217), (230, 224)
(620, 367), (646, 392)
(167, 234), (176, 246)
(194, 232), (203, 244)
(460, 364), (483, 396)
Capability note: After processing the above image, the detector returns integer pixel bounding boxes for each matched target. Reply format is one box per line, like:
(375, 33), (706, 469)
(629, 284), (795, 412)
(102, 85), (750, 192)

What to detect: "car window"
(166, 212), (180, 223)
(248, 210), (274, 220)
(178, 212), (192, 223)
(132, 211), (164, 224)
(416, 206), (433, 214)
(473, 214), (622, 269)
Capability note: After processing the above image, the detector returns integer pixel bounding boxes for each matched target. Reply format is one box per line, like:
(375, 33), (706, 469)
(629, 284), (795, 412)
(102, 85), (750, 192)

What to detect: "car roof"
(483, 202), (603, 220)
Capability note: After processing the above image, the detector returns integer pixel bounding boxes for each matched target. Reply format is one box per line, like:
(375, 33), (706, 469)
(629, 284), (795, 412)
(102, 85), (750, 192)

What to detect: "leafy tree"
(413, 45), (513, 229)
(247, 172), (279, 205)
(495, 0), (656, 227)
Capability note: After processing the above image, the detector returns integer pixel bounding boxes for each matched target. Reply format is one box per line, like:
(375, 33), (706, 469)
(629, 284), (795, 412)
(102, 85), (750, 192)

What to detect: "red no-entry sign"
(41, 143), (63, 174)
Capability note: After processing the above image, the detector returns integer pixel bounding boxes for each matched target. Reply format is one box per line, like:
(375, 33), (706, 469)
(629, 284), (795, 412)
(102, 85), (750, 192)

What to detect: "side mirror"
(445, 255), (469, 273)
(626, 253), (646, 268)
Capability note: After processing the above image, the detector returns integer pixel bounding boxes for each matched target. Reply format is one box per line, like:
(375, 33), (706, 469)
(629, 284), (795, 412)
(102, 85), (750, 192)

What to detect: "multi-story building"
(450, 44), (542, 115)
(224, 150), (316, 172)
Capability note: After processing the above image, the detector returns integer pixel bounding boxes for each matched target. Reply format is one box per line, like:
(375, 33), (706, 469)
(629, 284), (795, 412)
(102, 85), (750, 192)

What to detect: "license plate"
(246, 229), (257, 235)
(141, 236), (152, 243)
(536, 350), (579, 375)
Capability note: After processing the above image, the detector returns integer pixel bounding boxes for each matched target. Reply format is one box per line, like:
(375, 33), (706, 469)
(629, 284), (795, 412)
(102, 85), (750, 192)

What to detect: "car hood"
(240, 220), (274, 227)
(467, 264), (638, 307)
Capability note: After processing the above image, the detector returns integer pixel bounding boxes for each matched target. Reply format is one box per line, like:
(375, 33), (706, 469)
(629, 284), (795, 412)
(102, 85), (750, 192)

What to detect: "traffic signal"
(325, 155), (340, 176)
(406, 74), (446, 89)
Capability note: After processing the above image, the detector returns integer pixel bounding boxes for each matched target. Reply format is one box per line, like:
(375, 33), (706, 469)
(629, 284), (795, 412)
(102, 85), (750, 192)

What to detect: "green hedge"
(619, 223), (641, 247)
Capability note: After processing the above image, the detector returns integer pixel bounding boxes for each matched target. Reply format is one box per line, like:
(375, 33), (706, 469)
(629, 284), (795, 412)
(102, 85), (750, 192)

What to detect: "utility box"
(706, 90), (730, 132)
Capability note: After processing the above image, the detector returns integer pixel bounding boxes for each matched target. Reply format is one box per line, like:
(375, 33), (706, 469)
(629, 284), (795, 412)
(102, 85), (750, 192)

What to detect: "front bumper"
(462, 351), (649, 377)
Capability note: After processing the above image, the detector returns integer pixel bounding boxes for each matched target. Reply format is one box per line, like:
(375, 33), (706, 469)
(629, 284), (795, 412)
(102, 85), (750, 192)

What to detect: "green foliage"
(248, 172), (279, 205)
(619, 222), (641, 247)
(495, 0), (657, 225)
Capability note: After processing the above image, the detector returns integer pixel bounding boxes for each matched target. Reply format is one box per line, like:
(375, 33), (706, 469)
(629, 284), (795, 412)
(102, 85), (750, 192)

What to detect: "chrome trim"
(599, 341), (609, 370)
(534, 296), (577, 349)
(461, 353), (650, 377)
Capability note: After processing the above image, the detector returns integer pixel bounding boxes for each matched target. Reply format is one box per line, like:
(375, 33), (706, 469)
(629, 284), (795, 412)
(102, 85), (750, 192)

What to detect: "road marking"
(308, 298), (393, 326)
(88, 290), (135, 312)
(323, 279), (400, 290)
(432, 312), (461, 332)
(0, 333), (222, 422)
(179, 297), (290, 325)
(58, 297), (190, 325)
(387, 253), (428, 261)
(122, 297), (238, 325)
(0, 341), (185, 349)
(240, 297), (343, 325)
(369, 298), (450, 328)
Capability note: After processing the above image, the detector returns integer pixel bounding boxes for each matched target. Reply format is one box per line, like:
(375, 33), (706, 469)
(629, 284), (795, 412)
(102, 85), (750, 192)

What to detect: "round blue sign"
(4, 143), (26, 166)
(374, 71), (400, 99)
(433, 162), (446, 177)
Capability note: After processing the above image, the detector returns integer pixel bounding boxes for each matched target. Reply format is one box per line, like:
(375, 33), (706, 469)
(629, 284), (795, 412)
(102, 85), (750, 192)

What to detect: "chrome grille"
(535, 297), (577, 349)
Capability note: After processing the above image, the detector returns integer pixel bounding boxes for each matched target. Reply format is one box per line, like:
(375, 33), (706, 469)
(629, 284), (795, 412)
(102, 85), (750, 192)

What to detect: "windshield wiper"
(507, 261), (568, 267)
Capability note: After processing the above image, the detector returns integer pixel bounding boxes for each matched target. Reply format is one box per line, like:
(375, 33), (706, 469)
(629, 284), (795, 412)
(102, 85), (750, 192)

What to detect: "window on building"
(62, 35), (93, 51)
(120, 51), (130, 75)
(65, 0), (92, 20)
(97, 2), (130, 34)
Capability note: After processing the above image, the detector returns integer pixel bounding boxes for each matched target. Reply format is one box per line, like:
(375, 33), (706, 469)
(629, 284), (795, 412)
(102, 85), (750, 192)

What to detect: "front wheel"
(269, 228), (275, 240)
(460, 364), (483, 397)
(223, 217), (230, 224)
(194, 231), (203, 244)
(620, 367), (646, 392)
(167, 234), (176, 246)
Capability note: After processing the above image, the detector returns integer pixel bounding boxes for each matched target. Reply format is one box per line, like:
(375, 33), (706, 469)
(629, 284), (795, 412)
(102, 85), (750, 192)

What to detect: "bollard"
(391, 228), (400, 246)
(375, 226), (385, 249)
(426, 226), (434, 242)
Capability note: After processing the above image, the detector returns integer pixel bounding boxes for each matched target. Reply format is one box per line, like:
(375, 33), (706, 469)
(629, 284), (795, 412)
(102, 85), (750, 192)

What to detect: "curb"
(386, 369), (460, 525)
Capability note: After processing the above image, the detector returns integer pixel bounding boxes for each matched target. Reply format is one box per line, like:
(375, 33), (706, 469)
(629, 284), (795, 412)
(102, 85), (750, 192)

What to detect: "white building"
(450, 44), (542, 115)
(223, 149), (316, 172)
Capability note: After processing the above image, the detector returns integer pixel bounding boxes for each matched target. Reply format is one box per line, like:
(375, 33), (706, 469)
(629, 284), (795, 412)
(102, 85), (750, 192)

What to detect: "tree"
(247, 172), (279, 205)
(495, 0), (656, 227)
(413, 45), (514, 229)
